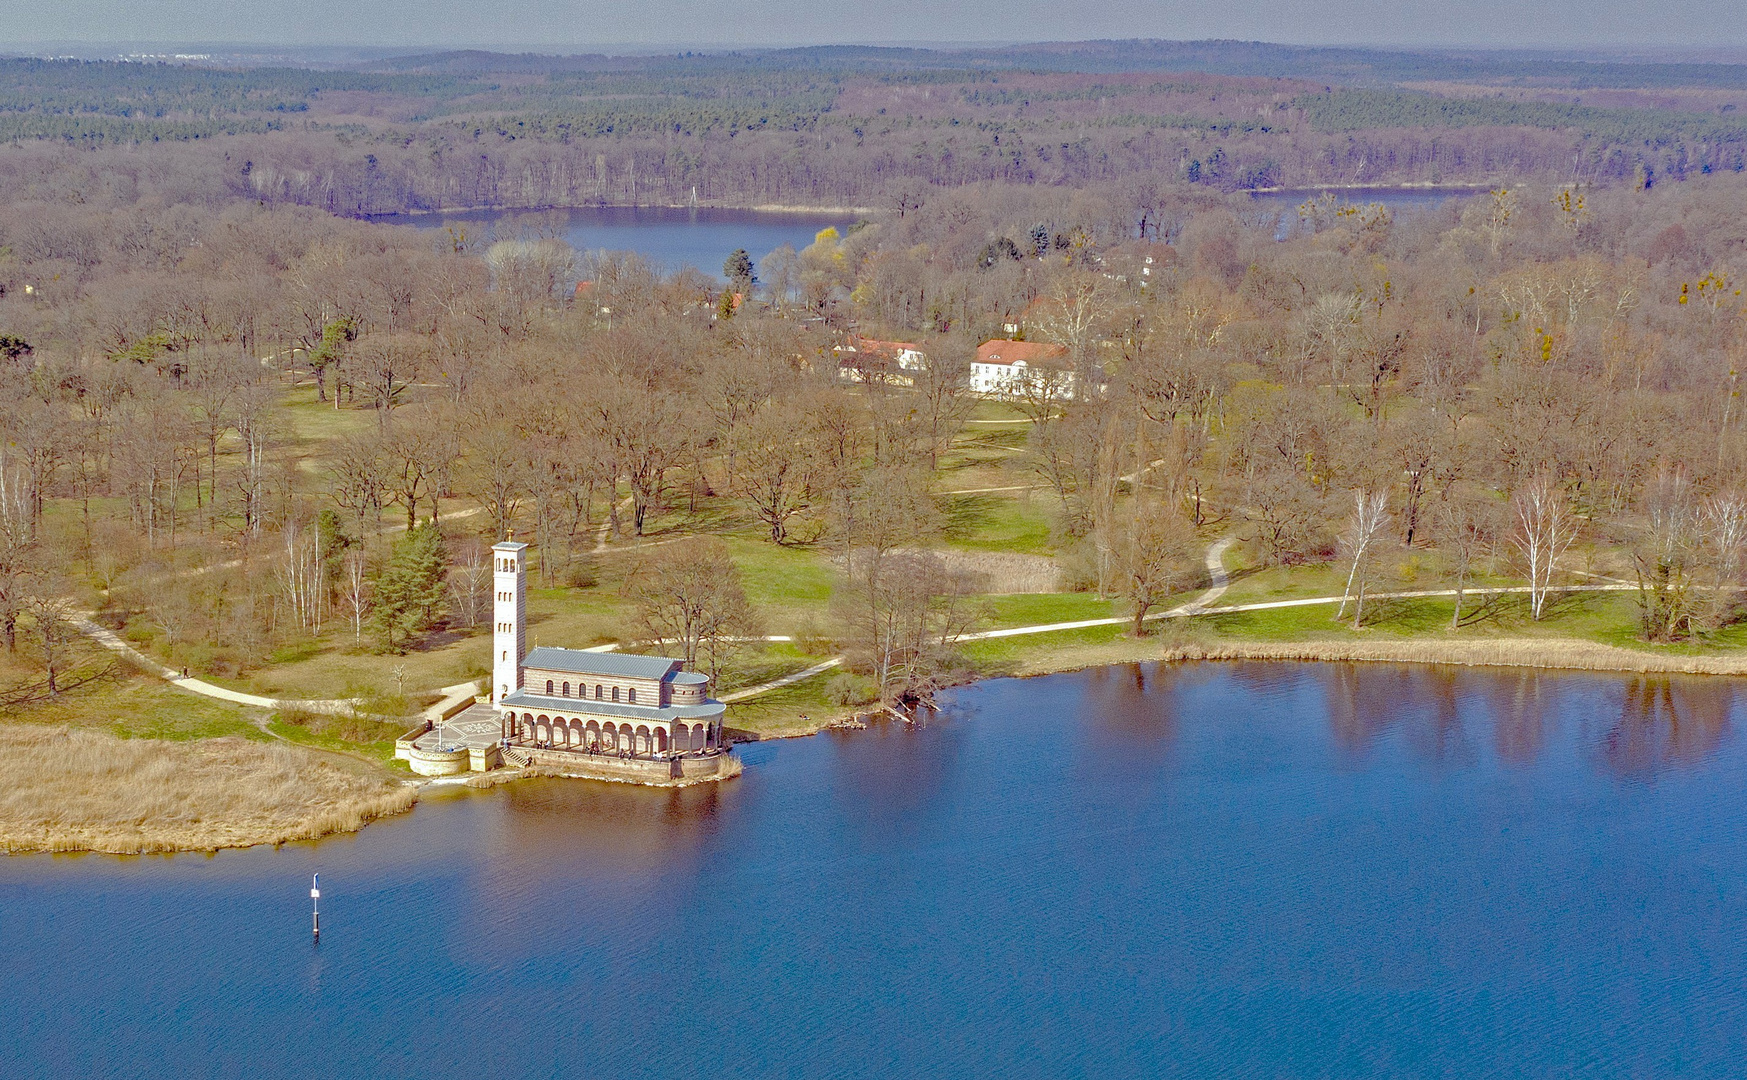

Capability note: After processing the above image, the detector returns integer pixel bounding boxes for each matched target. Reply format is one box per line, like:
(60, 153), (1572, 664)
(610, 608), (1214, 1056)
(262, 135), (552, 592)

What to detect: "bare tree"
(275, 524), (327, 635)
(1116, 499), (1198, 634)
(1701, 493), (1747, 627)
(835, 549), (981, 704)
(1431, 493), (1497, 630)
(1512, 473), (1577, 621)
(735, 410), (818, 544)
(1336, 489), (1392, 628)
(447, 541), (491, 630)
(0, 449), (33, 652)
(1632, 470), (1698, 642)
(628, 538), (759, 685)
(23, 591), (73, 697)
(342, 549), (371, 645)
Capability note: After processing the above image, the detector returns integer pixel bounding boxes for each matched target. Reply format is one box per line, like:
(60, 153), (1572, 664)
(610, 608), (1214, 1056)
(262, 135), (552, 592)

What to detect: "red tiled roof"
(976, 339), (1069, 367)
(842, 337), (924, 356)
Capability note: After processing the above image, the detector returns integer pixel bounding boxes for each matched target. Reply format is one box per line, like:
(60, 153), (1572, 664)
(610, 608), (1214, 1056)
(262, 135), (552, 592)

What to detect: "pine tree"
(369, 525), (448, 652)
(723, 248), (754, 286)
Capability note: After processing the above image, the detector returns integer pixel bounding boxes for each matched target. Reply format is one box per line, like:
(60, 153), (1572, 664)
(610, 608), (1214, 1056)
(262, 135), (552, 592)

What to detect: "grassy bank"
(0, 725), (416, 854)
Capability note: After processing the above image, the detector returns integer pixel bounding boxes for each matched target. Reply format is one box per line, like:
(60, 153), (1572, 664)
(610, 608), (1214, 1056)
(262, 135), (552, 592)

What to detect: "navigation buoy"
(311, 873), (321, 943)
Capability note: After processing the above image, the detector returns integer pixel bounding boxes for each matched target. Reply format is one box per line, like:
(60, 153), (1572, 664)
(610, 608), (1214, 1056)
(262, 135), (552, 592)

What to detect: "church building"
(491, 540), (728, 757)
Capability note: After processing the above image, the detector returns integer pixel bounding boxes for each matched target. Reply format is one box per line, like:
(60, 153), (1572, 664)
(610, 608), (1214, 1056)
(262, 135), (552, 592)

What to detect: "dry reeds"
(1158, 637), (1747, 677)
(0, 726), (416, 855)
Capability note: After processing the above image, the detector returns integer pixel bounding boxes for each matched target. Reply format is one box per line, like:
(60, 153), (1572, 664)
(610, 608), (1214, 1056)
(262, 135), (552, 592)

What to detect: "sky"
(0, 0), (1737, 51)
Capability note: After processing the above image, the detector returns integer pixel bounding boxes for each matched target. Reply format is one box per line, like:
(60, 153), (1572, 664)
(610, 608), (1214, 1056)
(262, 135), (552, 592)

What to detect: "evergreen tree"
(369, 525), (448, 652)
(723, 248), (755, 286)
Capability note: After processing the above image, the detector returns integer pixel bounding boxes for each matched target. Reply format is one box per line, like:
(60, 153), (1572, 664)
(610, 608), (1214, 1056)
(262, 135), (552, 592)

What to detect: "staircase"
(501, 745), (534, 769)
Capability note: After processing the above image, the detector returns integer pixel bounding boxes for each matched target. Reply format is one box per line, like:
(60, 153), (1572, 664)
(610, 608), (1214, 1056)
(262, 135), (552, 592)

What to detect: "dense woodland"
(4, 45), (1747, 717)
(1, 42), (1746, 216)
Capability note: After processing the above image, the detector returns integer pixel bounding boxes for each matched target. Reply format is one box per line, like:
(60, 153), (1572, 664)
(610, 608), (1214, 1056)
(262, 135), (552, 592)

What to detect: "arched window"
(628, 688), (637, 704)
(546, 679), (554, 695)
(562, 682), (570, 697)
(594, 684), (602, 699)
(612, 686), (620, 702)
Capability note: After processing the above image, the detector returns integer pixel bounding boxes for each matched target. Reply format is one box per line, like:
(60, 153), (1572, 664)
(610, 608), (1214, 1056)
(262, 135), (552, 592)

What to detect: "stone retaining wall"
(525, 748), (741, 787)
(406, 745), (470, 777)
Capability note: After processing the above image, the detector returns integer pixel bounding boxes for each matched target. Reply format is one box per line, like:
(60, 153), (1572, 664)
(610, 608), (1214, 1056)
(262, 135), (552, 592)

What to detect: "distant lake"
(1248, 184), (1487, 211)
(1247, 185), (1483, 238)
(6, 661), (1747, 1077)
(376, 205), (853, 279)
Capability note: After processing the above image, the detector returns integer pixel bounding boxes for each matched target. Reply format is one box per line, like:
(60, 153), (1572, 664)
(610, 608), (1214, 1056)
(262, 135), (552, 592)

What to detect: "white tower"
(492, 541), (527, 707)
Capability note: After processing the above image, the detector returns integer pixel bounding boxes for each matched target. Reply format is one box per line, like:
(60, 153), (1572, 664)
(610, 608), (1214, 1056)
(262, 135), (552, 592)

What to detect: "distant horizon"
(5, 38), (1747, 66)
(3, 0), (1744, 53)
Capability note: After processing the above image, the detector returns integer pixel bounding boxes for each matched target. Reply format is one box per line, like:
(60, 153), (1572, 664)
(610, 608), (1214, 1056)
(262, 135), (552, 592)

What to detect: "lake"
(375, 205), (852, 279)
(6, 661), (1746, 1078)
(1246, 186), (1482, 239)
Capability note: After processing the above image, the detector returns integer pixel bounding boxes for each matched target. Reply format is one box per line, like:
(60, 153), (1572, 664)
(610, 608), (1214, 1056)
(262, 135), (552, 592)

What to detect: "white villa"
(836, 337), (929, 385)
(969, 339), (1076, 399)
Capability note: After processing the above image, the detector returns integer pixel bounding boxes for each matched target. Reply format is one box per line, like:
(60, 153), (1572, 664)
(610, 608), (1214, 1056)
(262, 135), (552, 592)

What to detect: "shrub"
(564, 559), (599, 589)
(825, 671), (877, 706)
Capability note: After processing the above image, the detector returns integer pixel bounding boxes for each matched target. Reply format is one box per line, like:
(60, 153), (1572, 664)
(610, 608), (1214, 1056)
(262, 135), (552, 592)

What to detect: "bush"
(792, 617), (837, 656)
(824, 672), (877, 707)
(564, 559), (599, 589)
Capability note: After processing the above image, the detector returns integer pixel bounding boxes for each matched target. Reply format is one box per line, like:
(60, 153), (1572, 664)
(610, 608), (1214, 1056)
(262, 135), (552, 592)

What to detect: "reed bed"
(0, 726), (416, 855)
(1157, 638), (1747, 676)
(932, 549), (1063, 594)
(834, 547), (1063, 594)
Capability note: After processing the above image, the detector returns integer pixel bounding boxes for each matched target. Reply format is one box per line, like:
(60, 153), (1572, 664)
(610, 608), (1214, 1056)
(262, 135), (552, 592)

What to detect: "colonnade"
(506, 712), (720, 755)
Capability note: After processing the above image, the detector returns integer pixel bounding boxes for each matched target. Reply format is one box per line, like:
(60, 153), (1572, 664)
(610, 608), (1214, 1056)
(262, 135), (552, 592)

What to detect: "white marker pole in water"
(311, 873), (321, 943)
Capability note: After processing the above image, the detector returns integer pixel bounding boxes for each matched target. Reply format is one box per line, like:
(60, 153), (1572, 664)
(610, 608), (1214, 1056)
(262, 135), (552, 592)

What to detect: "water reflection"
(1071, 664), (1183, 796)
(6, 661), (1747, 1079)
(1484, 669), (1557, 765)
(1401, 668), (1479, 768)
(1320, 663), (1405, 754)
(488, 779), (727, 877)
(1601, 676), (1735, 779)
(826, 714), (966, 828)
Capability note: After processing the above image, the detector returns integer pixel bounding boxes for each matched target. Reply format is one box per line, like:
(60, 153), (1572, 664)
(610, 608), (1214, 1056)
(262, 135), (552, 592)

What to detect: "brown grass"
(929, 549), (1062, 593)
(0, 725), (417, 854)
(1156, 637), (1747, 676)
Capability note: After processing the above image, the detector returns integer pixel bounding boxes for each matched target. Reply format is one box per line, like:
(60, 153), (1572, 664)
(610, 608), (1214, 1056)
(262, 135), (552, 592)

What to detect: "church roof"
(522, 647), (680, 680)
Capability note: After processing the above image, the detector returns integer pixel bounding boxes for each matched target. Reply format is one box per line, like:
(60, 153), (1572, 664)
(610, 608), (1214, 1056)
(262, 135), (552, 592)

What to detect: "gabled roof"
(839, 336), (924, 355)
(522, 647), (680, 680)
(976, 340), (1070, 367)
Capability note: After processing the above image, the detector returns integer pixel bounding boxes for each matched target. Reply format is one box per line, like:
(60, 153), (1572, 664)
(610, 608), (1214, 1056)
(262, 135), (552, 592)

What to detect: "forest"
(0, 40), (1745, 214)
(3, 42), (1747, 786)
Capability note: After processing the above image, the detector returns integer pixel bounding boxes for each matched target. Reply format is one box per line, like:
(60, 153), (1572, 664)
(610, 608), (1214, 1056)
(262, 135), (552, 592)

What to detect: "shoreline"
(1147, 636), (1747, 677)
(17, 634), (1744, 857)
(361, 201), (872, 221)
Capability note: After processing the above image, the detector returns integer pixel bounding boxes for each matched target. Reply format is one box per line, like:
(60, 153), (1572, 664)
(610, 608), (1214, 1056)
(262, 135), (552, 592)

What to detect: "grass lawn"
(959, 621), (1134, 671)
(941, 492), (1055, 554)
(725, 667), (844, 738)
(1196, 588), (1711, 656)
(980, 593), (1118, 627)
(268, 718), (409, 766)
(11, 673), (271, 742)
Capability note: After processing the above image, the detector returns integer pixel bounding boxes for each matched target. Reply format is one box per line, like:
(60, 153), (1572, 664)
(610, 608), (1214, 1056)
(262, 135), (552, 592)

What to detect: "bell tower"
(492, 541), (527, 706)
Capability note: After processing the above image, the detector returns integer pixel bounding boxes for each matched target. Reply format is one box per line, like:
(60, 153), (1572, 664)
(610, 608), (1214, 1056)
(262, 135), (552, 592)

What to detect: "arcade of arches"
(507, 711), (721, 755)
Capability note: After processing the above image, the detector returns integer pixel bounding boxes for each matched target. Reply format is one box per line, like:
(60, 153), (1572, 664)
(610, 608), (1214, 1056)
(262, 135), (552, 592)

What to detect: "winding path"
(72, 533), (1636, 716)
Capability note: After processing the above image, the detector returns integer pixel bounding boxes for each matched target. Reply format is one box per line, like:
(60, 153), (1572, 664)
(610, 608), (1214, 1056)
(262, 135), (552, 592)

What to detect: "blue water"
(1246, 186), (1479, 239)
(5, 662), (1746, 1078)
(376, 205), (850, 279)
